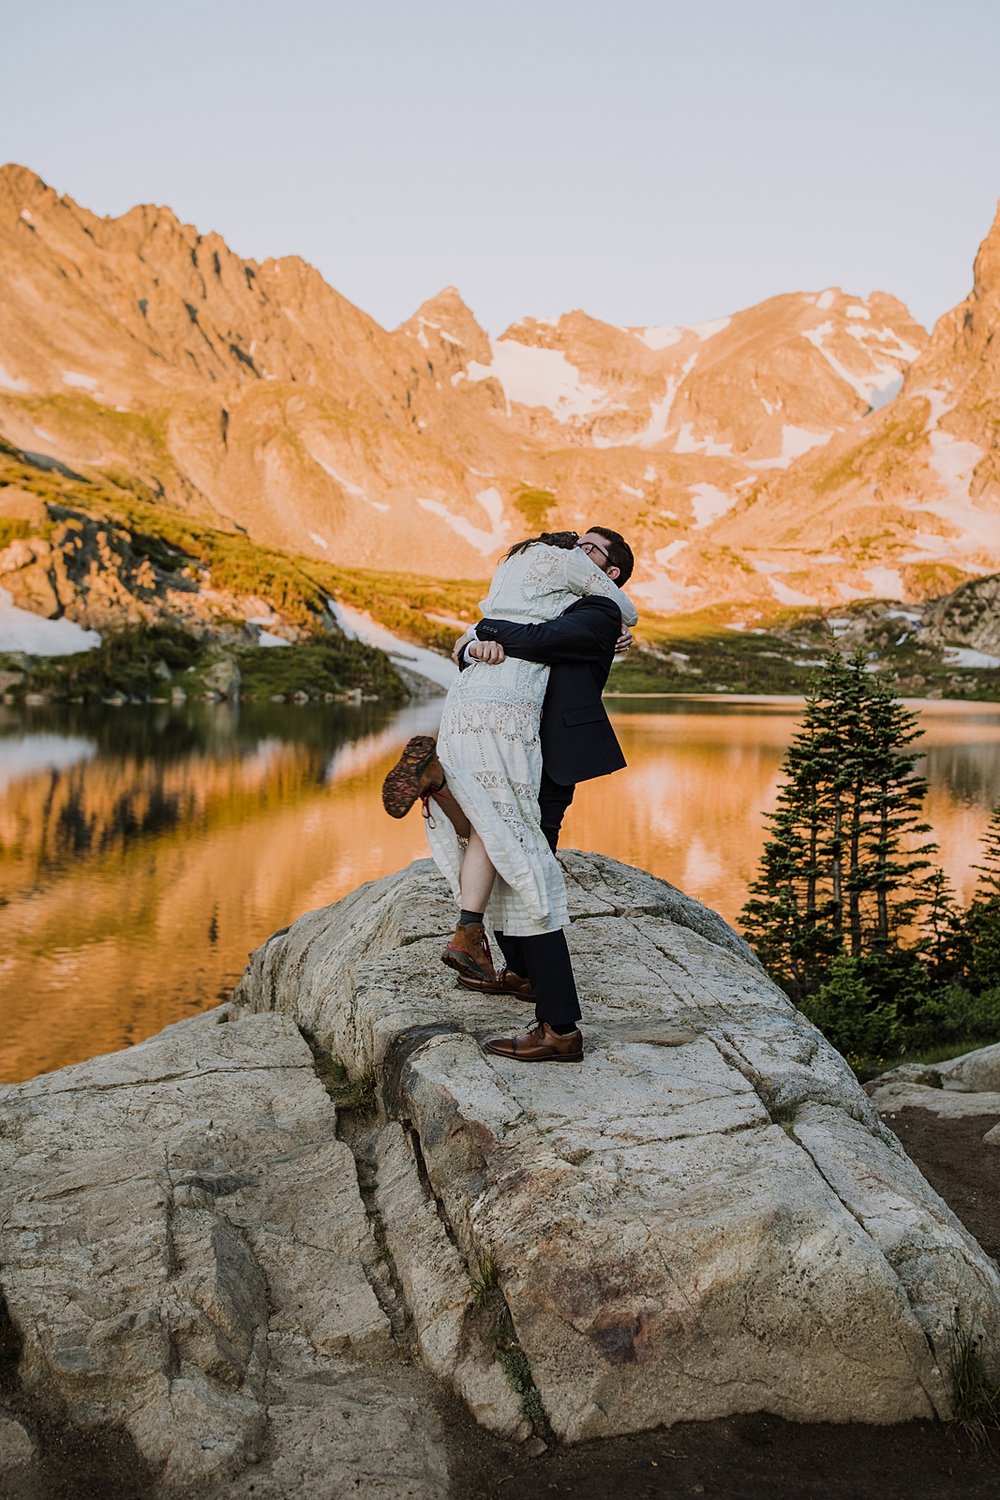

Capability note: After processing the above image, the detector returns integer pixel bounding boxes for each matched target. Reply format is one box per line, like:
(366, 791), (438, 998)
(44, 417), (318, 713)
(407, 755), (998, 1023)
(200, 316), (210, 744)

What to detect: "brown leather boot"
(483, 1022), (584, 1063)
(382, 736), (471, 837)
(455, 967), (535, 1000)
(382, 735), (444, 818)
(441, 922), (497, 984)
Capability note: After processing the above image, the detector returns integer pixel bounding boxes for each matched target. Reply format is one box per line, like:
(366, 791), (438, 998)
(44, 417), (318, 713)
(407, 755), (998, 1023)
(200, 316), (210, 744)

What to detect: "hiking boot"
(441, 922), (497, 984)
(455, 967), (535, 1000)
(382, 735), (444, 819)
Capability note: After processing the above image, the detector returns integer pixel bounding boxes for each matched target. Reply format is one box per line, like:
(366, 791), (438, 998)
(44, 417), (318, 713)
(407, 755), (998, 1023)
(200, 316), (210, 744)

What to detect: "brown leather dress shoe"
(441, 922), (497, 984)
(455, 967), (535, 1001)
(382, 735), (443, 818)
(484, 1022), (584, 1063)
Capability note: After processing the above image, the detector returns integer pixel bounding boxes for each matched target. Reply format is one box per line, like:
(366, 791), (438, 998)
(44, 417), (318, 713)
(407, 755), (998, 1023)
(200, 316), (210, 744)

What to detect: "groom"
(383, 524), (635, 1063)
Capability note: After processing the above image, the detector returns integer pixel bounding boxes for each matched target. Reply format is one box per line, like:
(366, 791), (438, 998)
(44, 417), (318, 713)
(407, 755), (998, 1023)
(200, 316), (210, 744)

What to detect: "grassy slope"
(1, 438), (997, 702)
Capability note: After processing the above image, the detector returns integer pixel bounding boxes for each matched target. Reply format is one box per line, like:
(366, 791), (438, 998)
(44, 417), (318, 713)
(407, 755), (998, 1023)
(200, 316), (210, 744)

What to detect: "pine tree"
(919, 868), (968, 985)
(971, 801), (1000, 899)
(740, 651), (940, 998)
(964, 802), (1000, 992)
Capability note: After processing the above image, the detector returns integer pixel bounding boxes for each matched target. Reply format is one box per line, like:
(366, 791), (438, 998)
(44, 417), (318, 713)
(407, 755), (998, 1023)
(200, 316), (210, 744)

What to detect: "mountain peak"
(971, 199), (1000, 303)
(0, 163), (56, 215)
(397, 287), (491, 361)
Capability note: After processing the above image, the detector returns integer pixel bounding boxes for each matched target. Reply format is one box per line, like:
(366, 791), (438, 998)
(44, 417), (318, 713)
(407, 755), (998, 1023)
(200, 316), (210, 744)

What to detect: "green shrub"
(18, 623), (204, 702)
(238, 639), (404, 700)
(799, 950), (1000, 1073)
(949, 1314), (1000, 1433)
(0, 518), (32, 549)
(801, 954), (904, 1060)
(513, 487), (555, 531)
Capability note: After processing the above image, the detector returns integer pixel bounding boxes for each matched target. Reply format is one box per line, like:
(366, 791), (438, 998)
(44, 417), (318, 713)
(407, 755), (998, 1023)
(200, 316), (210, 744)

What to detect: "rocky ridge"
(3, 855), (997, 1496)
(3, 163), (998, 616)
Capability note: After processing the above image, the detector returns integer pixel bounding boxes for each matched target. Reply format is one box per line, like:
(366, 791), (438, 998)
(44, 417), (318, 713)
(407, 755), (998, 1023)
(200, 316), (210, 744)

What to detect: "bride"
(384, 530), (638, 992)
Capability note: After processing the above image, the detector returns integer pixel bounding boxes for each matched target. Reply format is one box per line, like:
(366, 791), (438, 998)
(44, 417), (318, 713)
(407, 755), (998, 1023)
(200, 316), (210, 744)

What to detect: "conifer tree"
(964, 802), (1000, 992)
(920, 869), (968, 985)
(740, 651), (939, 998)
(971, 801), (1000, 899)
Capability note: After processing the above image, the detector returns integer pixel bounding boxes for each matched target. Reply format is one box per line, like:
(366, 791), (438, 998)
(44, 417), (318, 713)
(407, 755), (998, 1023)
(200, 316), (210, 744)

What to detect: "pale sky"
(3, 0), (999, 337)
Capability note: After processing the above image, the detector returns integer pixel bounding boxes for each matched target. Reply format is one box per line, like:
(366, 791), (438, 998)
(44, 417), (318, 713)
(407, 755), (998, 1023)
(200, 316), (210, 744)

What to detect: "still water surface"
(2, 696), (999, 1084)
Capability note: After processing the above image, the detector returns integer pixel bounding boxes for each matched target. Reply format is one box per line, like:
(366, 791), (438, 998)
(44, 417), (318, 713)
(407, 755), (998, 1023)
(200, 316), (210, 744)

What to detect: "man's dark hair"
(587, 525), (634, 585)
(503, 530), (579, 562)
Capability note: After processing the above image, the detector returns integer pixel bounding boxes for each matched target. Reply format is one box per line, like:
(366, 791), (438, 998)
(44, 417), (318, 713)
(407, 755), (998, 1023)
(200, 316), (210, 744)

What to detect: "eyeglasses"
(576, 539), (609, 560)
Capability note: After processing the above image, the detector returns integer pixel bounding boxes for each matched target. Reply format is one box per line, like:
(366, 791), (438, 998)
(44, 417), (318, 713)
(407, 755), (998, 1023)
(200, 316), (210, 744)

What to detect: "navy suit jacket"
(475, 595), (625, 786)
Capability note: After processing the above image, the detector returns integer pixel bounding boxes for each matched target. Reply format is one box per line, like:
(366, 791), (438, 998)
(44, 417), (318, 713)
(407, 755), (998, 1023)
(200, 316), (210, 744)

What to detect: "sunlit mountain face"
(2, 163), (998, 624)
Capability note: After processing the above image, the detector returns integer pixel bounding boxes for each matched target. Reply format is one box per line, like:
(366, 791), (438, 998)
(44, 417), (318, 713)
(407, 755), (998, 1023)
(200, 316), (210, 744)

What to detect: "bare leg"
(460, 828), (497, 912)
(442, 826), (498, 983)
(429, 783), (471, 839)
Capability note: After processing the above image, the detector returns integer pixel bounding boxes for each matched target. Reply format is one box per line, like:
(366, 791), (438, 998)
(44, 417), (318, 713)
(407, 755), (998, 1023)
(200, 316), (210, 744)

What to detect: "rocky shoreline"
(1, 855), (998, 1497)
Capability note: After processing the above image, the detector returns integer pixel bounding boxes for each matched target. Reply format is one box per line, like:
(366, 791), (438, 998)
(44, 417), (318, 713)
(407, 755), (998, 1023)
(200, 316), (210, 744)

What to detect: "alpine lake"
(2, 693), (999, 1084)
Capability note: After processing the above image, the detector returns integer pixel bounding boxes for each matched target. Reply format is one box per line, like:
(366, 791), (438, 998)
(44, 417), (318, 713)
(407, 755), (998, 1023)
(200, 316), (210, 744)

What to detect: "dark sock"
(459, 909), (484, 928)
(548, 1021), (579, 1035)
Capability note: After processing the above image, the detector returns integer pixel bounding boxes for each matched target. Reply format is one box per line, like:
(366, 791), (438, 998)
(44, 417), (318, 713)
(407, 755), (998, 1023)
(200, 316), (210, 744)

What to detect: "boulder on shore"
(865, 1041), (1000, 1141)
(2, 853), (1000, 1497)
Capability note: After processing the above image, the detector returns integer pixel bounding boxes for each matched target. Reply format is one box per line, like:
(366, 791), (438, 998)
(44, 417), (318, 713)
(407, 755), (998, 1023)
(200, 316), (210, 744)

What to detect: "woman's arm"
(564, 547), (639, 627)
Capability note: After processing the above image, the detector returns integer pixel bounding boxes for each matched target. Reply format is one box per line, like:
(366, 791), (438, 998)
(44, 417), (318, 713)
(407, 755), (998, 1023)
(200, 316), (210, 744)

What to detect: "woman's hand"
(451, 626), (477, 664)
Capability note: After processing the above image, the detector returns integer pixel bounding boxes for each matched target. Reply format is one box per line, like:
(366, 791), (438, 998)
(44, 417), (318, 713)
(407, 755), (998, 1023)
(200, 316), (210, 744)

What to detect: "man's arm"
(477, 596), (621, 665)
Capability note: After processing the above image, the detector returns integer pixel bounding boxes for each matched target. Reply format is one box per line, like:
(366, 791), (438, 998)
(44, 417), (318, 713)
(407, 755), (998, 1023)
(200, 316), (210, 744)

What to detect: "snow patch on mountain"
(417, 487), (509, 557)
(863, 567), (906, 597)
(690, 317), (731, 341)
(781, 424), (833, 460)
(465, 341), (615, 422)
(329, 600), (457, 689)
(0, 362), (29, 391)
(688, 483), (734, 529)
(944, 646), (1000, 669)
(801, 322), (906, 406)
(674, 422), (732, 457)
(927, 430), (984, 500)
(624, 355), (698, 448)
(308, 452), (390, 512)
(768, 577), (817, 606)
(0, 588), (101, 655)
(61, 370), (97, 390)
(654, 540), (688, 564)
(635, 325), (683, 350)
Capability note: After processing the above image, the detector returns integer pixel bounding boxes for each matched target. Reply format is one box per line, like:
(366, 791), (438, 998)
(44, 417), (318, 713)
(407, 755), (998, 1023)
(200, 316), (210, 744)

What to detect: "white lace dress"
(426, 544), (638, 938)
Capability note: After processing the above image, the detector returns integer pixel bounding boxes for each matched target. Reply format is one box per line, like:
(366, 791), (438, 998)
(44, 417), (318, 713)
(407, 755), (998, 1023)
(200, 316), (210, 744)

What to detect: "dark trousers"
(496, 773), (580, 1027)
(538, 770), (574, 854)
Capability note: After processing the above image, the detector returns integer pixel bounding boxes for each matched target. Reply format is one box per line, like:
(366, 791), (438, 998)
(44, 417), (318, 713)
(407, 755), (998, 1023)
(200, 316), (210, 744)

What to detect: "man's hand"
(468, 640), (506, 665)
(615, 625), (634, 657)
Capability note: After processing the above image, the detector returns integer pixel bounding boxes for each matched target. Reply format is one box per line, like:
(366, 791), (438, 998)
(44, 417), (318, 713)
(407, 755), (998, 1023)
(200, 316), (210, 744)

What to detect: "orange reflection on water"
(1, 696), (998, 1083)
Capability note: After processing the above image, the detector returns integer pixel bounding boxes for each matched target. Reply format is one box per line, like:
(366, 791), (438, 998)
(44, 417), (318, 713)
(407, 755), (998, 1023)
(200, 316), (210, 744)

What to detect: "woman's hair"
(503, 530), (579, 562)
